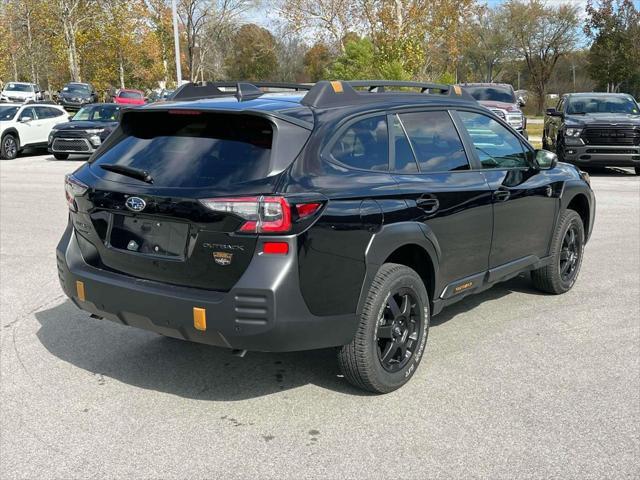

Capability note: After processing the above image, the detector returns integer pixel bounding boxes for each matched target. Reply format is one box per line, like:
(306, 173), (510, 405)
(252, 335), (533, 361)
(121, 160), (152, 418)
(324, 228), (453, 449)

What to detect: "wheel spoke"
(400, 294), (410, 316)
(377, 325), (393, 339)
(380, 340), (398, 363)
(560, 260), (571, 275)
(560, 250), (570, 261)
(568, 228), (576, 247)
(387, 295), (401, 318)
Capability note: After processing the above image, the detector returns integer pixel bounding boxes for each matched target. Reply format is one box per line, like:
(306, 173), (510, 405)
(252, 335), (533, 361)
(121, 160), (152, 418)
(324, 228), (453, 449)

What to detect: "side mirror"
(546, 108), (561, 117)
(68, 115), (74, 121)
(535, 149), (558, 170)
(517, 96), (526, 107)
(19, 116), (32, 123)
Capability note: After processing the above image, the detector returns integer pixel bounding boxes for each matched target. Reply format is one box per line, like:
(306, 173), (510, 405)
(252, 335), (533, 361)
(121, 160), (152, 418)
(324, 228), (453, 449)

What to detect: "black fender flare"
(558, 180), (595, 241)
(356, 222), (441, 317)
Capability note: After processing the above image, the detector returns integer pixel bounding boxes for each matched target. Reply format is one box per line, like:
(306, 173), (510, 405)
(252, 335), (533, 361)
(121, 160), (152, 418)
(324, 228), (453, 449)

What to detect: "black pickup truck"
(543, 92), (640, 174)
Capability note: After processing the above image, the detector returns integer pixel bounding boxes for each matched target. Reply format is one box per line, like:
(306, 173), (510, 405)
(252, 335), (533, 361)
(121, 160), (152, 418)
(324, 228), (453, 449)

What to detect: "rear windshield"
(119, 91), (143, 99)
(91, 112), (274, 188)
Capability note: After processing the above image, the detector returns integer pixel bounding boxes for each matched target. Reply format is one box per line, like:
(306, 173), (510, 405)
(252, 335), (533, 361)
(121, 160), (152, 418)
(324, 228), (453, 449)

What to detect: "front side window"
(399, 111), (469, 172)
(330, 115), (389, 171)
(21, 107), (37, 120)
(458, 111), (528, 169)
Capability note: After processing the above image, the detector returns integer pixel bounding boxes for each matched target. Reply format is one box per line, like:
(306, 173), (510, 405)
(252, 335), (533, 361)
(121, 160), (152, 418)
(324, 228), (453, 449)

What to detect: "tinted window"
(0, 106), (19, 121)
(63, 84), (90, 93)
(458, 111), (528, 169)
(566, 95), (639, 114)
(34, 106), (58, 119)
(74, 105), (119, 121)
(390, 115), (418, 173)
(91, 112), (275, 188)
(399, 111), (469, 172)
(47, 107), (65, 117)
(21, 107), (37, 120)
(119, 91), (143, 99)
(463, 86), (516, 103)
(5, 83), (33, 92)
(330, 115), (388, 171)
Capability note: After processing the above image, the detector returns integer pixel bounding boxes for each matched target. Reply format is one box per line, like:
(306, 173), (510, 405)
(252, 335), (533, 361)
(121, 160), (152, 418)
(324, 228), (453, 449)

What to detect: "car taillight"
(64, 174), (88, 211)
(200, 196), (292, 233)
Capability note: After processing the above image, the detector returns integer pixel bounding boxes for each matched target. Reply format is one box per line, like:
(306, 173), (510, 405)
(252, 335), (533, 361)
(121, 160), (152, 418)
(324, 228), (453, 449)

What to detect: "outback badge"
(212, 251), (233, 266)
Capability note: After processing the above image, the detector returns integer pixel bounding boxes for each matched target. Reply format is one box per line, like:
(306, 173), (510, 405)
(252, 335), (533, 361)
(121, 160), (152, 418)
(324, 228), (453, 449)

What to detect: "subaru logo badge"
(125, 196), (146, 212)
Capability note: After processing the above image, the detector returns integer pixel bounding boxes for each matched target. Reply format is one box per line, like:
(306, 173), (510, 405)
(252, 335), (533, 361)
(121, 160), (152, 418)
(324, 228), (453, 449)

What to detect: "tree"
(326, 37), (376, 80)
(277, 0), (363, 52)
(503, 0), (580, 114)
(303, 42), (332, 81)
(225, 23), (278, 81)
(463, 7), (511, 82)
(584, 0), (640, 94)
(55, 0), (94, 81)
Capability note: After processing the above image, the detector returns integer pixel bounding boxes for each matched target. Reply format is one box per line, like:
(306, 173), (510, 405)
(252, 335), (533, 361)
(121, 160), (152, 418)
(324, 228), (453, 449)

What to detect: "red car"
(114, 89), (145, 106)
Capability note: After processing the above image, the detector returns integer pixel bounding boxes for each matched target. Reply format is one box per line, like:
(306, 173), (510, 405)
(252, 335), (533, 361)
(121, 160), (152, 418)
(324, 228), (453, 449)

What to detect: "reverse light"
(64, 174), (88, 211)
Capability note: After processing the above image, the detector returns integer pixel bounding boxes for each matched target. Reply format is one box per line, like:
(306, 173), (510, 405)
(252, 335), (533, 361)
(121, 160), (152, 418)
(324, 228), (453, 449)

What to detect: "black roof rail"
(301, 80), (473, 108)
(169, 81), (313, 101)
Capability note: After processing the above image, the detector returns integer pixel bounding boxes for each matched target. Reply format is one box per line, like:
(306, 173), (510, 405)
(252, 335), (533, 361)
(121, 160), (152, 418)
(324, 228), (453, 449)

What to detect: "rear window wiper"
(99, 163), (154, 184)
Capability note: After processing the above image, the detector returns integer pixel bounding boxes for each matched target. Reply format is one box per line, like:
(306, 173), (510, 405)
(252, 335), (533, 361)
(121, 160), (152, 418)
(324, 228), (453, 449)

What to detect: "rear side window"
(92, 112), (275, 188)
(330, 115), (388, 171)
(399, 111), (469, 172)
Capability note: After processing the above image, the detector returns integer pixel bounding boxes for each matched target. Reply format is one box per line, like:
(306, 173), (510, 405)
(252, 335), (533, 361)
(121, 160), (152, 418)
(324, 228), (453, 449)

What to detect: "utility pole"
(172, 0), (182, 86)
(517, 71), (521, 91)
(570, 64), (576, 92)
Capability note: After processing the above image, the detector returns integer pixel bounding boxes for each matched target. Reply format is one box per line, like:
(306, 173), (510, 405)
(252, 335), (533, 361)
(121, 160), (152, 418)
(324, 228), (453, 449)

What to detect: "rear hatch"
(69, 108), (311, 291)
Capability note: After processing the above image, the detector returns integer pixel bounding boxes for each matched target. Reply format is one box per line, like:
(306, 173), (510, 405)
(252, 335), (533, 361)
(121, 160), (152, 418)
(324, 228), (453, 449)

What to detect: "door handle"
(493, 189), (511, 202)
(416, 196), (439, 213)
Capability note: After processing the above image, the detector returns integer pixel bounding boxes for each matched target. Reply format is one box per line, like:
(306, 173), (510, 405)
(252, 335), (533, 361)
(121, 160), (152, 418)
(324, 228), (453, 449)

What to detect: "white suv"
(1, 103), (68, 159)
(0, 82), (43, 103)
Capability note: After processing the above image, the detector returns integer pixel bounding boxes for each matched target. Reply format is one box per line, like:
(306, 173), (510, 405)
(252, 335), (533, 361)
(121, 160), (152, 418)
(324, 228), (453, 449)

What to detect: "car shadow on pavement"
(34, 275), (539, 400)
(34, 300), (369, 399)
(581, 166), (637, 177)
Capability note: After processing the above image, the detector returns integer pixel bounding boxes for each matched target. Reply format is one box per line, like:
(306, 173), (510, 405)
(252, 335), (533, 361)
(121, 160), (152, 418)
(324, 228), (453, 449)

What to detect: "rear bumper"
(56, 225), (358, 352)
(562, 144), (640, 167)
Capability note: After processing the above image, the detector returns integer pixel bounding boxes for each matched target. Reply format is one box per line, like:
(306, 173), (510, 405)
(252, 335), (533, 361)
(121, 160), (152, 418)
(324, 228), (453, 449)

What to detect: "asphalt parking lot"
(1, 153), (639, 479)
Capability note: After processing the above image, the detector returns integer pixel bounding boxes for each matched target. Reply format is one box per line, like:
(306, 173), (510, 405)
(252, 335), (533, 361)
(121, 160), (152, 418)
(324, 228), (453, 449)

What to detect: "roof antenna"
(235, 82), (263, 101)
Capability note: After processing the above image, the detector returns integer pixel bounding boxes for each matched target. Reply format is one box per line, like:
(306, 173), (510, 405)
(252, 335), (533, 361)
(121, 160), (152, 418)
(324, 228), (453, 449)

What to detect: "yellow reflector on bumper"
(193, 307), (207, 331)
(76, 281), (85, 301)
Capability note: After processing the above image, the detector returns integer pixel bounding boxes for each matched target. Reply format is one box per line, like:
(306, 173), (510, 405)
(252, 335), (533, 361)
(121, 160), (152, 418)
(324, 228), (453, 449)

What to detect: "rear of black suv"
(56, 102), (363, 353)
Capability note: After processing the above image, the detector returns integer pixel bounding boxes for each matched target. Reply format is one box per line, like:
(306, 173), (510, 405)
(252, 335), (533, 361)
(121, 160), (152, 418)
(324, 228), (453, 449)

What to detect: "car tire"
(531, 209), (584, 294)
(1, 134), (19, 160)
(53, 153), (69, 160)
(337, 263), (430, 394)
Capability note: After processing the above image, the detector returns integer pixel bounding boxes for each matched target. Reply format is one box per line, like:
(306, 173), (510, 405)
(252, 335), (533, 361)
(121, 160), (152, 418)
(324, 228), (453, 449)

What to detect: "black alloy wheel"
(559, 224), (580, 283)
(376, 289), (422, 373)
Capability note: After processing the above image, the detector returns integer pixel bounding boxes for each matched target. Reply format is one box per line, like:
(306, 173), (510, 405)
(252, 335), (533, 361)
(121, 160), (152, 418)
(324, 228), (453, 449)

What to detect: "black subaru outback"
(57, 81), (595, 393)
